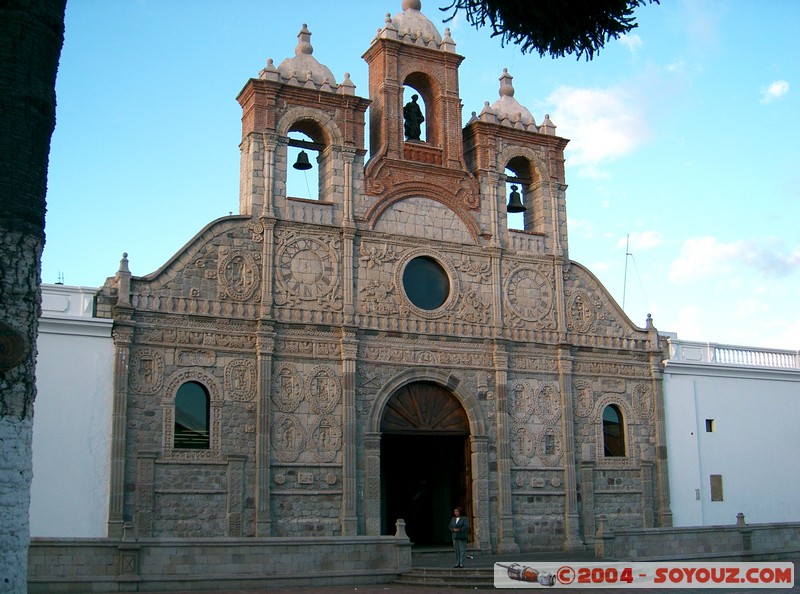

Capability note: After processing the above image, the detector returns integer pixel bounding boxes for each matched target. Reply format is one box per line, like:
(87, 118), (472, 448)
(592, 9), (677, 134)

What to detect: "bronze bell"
(507, 184), (526, 213)
(293, 150), (312, 170)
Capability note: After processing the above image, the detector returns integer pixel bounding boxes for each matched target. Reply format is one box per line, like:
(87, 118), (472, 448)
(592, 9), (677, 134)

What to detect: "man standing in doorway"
(449, 507), (469, 568)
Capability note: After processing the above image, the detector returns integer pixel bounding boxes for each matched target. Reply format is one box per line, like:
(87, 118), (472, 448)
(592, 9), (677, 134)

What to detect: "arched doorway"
(380, 381), (471, 546)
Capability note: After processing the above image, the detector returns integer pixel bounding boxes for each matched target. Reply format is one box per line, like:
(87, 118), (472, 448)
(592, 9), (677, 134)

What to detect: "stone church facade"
(97, 1), (672, 553)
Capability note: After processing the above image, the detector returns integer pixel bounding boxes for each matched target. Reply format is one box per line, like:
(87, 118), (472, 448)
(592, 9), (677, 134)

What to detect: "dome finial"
(499, 68), (514, 98)
(402, 0), (422, 11)
(295, 23), (313, 56)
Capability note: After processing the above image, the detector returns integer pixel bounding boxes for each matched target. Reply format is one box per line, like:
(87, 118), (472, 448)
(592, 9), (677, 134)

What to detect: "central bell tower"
(362, 0), (481, 226)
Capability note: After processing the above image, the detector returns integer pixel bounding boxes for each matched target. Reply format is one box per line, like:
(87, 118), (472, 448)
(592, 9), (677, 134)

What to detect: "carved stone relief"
(275, 232), (341, 309)
(310, 415), (343, 463)
(632, 382), (654, 419)
(504, 264), (555, 328)
(573, 379), (594, 418)
(217, 247), (260, 301)
(510, 382), (533, 424)
(225, 358), (257, 402)
(537, 426), (563, 467)
(566, 288), (597, 333)
(130, 347), (164, 394)
(510, 424), (535, 467)
(306, 365), (341, 414)
(272, 414), (306, 462)
(271, 363), (304, 412)
(535, 382), (560, 424)
(176, 349), (215, 367)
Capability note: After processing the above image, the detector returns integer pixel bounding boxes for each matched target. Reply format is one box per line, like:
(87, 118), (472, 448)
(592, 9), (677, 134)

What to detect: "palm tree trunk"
(0, 0), (66, 590)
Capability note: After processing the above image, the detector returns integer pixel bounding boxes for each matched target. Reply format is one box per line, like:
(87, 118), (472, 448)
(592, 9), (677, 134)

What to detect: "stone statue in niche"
(403, 94), (424, 141)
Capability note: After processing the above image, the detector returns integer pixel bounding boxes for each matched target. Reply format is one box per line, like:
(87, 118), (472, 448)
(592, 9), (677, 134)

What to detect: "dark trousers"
(453, 538), (467, 566)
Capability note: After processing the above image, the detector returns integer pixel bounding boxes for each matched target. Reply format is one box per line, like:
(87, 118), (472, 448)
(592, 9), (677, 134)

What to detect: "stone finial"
(116, 252), (131, 306)
(479, 101), (497, 123)
(259, 58), (280, 81)
(441, 27), (456, 52)
(736, 512), (747, 527)
(338, 72), (355, 95)
(540, 113), (556, 135)
(295, 23), (313, 56)
(402, 0), (422, 10)
(646, 313), (654, 330)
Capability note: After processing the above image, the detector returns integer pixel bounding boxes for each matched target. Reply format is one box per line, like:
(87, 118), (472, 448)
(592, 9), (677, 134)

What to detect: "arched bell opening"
(504, 156), (542, 233)
(286, 119), (329, 201)
(379, 381), (471, 546)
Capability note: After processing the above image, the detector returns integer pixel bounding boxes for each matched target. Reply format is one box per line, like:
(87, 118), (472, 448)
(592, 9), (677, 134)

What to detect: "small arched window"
(602, 404), (626, 457)
(174, 382), (210, 449)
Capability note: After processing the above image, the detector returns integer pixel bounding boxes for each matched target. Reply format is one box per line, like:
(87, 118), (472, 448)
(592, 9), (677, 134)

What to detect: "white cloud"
(760, 80), (789, 104)
(668, 236), (800, 283)
(618, 33), (643, 53)
(546, 85), (650, 175)
(616, 231), (663, 251)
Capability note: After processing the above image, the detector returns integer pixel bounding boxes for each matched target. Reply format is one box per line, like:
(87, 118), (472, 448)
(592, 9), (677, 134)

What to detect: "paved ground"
(134, 549), (799, 594)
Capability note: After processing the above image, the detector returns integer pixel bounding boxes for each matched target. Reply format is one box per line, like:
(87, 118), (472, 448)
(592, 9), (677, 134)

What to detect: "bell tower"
(362, 0), (481, 224)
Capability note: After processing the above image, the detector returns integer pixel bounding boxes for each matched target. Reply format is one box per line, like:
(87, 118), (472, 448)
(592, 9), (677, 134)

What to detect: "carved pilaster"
(340, 331), (358, 534)
(493, 341), (519, 553)
(364, 432), (382, 535)
(255, 325), (275, 535)
(108, 319), (134, 538)
(558, 347), (583, 549)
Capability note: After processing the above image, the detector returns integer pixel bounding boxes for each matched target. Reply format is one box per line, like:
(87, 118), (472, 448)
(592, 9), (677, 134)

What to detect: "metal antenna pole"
(622, 234), (630, 310)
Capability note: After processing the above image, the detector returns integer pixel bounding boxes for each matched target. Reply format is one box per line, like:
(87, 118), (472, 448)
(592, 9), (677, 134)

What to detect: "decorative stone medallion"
(218, 248), (260, 301)
(511, 424), (534, 467)
(130, 347), (164, 394)
(276, 236), (338, 302)
(310, 415), (343, 463)
(306, 366), (341, 414)
(271, 363), (304, 412)
(632, 382), (654, 419)
(272, 414), (306, 462)
(505, 267), (552, 322)
(225, 358), (256, 401)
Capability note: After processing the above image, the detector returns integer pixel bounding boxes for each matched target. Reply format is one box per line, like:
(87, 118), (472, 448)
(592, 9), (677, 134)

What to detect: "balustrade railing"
(666, 338), (800, 369)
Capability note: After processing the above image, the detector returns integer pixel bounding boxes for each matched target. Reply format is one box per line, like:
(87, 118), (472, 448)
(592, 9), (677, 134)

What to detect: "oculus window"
(402, 256), (449, 310)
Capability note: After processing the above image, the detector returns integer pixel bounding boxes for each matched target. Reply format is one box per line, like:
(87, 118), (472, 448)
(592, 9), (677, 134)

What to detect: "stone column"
(492, 341), (520, 553)
(255, 326), (275, 536)
(639, 444), (655, 528)
(340, 332), (358, 535)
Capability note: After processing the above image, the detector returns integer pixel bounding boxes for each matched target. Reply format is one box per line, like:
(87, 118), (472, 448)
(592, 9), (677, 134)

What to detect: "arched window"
(174, 382), (210, 449)
(602, 404), (626, 457)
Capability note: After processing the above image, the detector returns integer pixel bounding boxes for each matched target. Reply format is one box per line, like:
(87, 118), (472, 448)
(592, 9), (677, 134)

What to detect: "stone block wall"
(29, 535), (412, 593)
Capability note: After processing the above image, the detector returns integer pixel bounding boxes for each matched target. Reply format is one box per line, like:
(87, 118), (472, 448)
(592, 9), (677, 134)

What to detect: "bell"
(507, 185), (526, 213)
(293, 150), (312, 170)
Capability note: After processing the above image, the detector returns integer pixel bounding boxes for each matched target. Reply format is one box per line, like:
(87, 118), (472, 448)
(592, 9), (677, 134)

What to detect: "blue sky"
(44, 1), (799, 350)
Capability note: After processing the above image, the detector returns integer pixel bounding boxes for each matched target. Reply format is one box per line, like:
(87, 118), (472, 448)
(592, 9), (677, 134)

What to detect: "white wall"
(31, 285), (114, 537)
(663, 339), (800, 526)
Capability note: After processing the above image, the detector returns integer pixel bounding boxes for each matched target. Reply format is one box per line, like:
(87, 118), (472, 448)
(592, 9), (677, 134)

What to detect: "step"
(395, 567), (495, 589)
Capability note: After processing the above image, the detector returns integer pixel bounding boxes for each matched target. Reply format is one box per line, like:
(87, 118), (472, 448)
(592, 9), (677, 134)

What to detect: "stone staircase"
(396, 548), (495, 589)
(394, 566), (495, 590)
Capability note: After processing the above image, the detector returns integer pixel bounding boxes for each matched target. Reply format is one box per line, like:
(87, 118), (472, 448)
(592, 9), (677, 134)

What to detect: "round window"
(402, 256), (450, 310)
